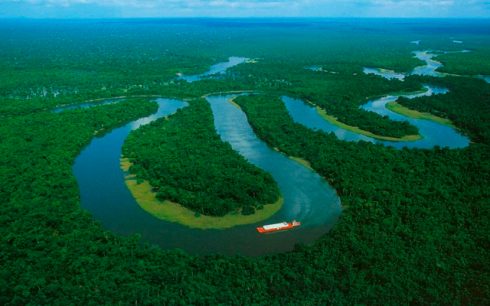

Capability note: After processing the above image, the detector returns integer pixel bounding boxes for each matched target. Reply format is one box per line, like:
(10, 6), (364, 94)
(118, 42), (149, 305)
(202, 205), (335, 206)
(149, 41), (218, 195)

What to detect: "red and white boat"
(256, 220), (301, 233)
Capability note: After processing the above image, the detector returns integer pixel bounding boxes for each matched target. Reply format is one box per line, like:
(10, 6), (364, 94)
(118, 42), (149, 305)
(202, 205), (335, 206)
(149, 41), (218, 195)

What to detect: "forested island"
(0, 19), (489, 304)
(122, 98), (281, 225)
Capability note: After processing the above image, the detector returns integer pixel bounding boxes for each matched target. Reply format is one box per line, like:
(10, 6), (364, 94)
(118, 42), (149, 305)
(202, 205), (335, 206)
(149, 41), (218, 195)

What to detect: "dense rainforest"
(285, 72), (423, 138)
(232, 56), (425, 138)
(0, 98), (157, 207)
(1, 19), (489, 304)
(396, 76), (490, 144)
(235, 94), (489, 303)
(122, 99), (279, 216)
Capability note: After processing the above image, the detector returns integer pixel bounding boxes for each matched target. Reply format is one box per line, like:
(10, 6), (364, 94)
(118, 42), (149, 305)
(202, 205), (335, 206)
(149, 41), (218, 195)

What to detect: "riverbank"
(271, 146), (313, 170)
(53, 94), (162, 110)
(386, 102), (454, 127)
(289, 156), (313, 170)
(314, 106), (422, 142)
(121, 158), (284, 229)
(228, 98), (243, 110)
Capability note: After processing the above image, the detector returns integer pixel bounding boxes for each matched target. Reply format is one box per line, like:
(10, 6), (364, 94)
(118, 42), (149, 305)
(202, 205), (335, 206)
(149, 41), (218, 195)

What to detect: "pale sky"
(0, 0), (489, 18)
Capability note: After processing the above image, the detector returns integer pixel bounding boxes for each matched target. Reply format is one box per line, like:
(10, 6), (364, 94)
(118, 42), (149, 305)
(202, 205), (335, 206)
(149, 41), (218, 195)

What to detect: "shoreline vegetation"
(54, 90), (436, 144)
(386, 101), (454, 127)
(314, 105), (422, 142)
(227, 98), (243, 109)
(121, 99), (282, 221)
(289, 156), (313, 170)
(229, 96), (315, 170)
(55, 91), (256, 111)
(52, 94), (161, 109)
(272, 147), (314, 170)
(1, 19), (488, 304)
(121, 158), (284, 229)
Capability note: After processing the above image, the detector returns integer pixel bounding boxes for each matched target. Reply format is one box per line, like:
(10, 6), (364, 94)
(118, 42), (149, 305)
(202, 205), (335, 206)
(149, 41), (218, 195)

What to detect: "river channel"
(179, 56), (249, 82)
(69, 51), (473, 256)
(283, 86), (469, 149)
(72, 95), (341, 256)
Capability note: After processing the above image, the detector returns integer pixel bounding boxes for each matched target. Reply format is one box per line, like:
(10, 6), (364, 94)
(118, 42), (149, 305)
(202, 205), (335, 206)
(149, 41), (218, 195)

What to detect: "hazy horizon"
(1, 1), (489, 19)
(2, 16), (490, 20)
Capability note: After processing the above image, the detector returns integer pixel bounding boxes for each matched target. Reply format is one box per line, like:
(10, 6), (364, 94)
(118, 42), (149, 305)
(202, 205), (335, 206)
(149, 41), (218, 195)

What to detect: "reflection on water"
(363, 49), (473, 80)
(478, 75), (490, 84)
(283, 85), (469, 149)
(53, 99), (121, 113)
(411, 51), (445, 77)
(306, 65), (323, 72)
(363, 67), (405, 81)
(362, 50), (446, 80)
(208, 95), (340, 225)
(179, 56), (248, 83)
(74, 96), (341, 256)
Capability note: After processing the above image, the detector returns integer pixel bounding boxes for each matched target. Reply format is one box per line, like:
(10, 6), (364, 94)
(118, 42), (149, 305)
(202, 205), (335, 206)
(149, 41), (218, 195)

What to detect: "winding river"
(364, 49), (476, 81)
(179, 56), (249, 82)
(411, 51), (446, 77)
(72, 95), (340, 256)
(363, 67), (406, 81)
(283, 85), (469, 149)
(53, 98), (121, 113)
(69, 49), (477, 256)
(299, 49), (470, 149)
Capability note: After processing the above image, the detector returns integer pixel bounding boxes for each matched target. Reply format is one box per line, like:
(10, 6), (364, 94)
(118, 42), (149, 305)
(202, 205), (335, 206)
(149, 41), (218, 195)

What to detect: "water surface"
(54, 99), (121, 113)
(363, 67), (405, 81)
(283, 86), (469, 149)
(362, 50), (445, 79)
(363, 49), (471, 80)
(478, 75), (490, 84)
(74, 96), (341, 256)
(306, 65), (323, 72)
(179, 56), (248, 82)
(411, 51), (445, 77)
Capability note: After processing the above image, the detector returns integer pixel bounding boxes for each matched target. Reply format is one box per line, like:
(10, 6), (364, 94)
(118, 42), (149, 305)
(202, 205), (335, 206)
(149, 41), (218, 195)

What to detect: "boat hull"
(256, 221), (301, 233)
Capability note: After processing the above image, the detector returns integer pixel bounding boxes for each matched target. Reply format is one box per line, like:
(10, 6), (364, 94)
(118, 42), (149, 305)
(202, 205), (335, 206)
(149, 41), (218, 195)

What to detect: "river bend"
(73, 96), (341, 256)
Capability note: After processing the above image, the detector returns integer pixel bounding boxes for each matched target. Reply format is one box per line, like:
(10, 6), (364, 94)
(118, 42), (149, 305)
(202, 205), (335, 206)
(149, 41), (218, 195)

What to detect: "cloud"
(0, 0), (489, 17)
(3, 0), (293, 9)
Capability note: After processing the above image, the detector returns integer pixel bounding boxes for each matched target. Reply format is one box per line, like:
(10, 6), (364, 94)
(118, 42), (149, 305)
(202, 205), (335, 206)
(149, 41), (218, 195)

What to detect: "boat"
(256, 220), (301, 233)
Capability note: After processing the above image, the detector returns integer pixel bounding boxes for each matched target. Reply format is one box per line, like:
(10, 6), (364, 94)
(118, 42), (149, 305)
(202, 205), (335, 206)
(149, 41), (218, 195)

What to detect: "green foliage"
(285, 74), (422, 138)
(0, 98), (157, 203)
(397, 76), (490, 143)
(0, 19), (489, 305)
(123, 99), (279, 216)
(439, 49), (490, 75)
(235, 94), (489, 304)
